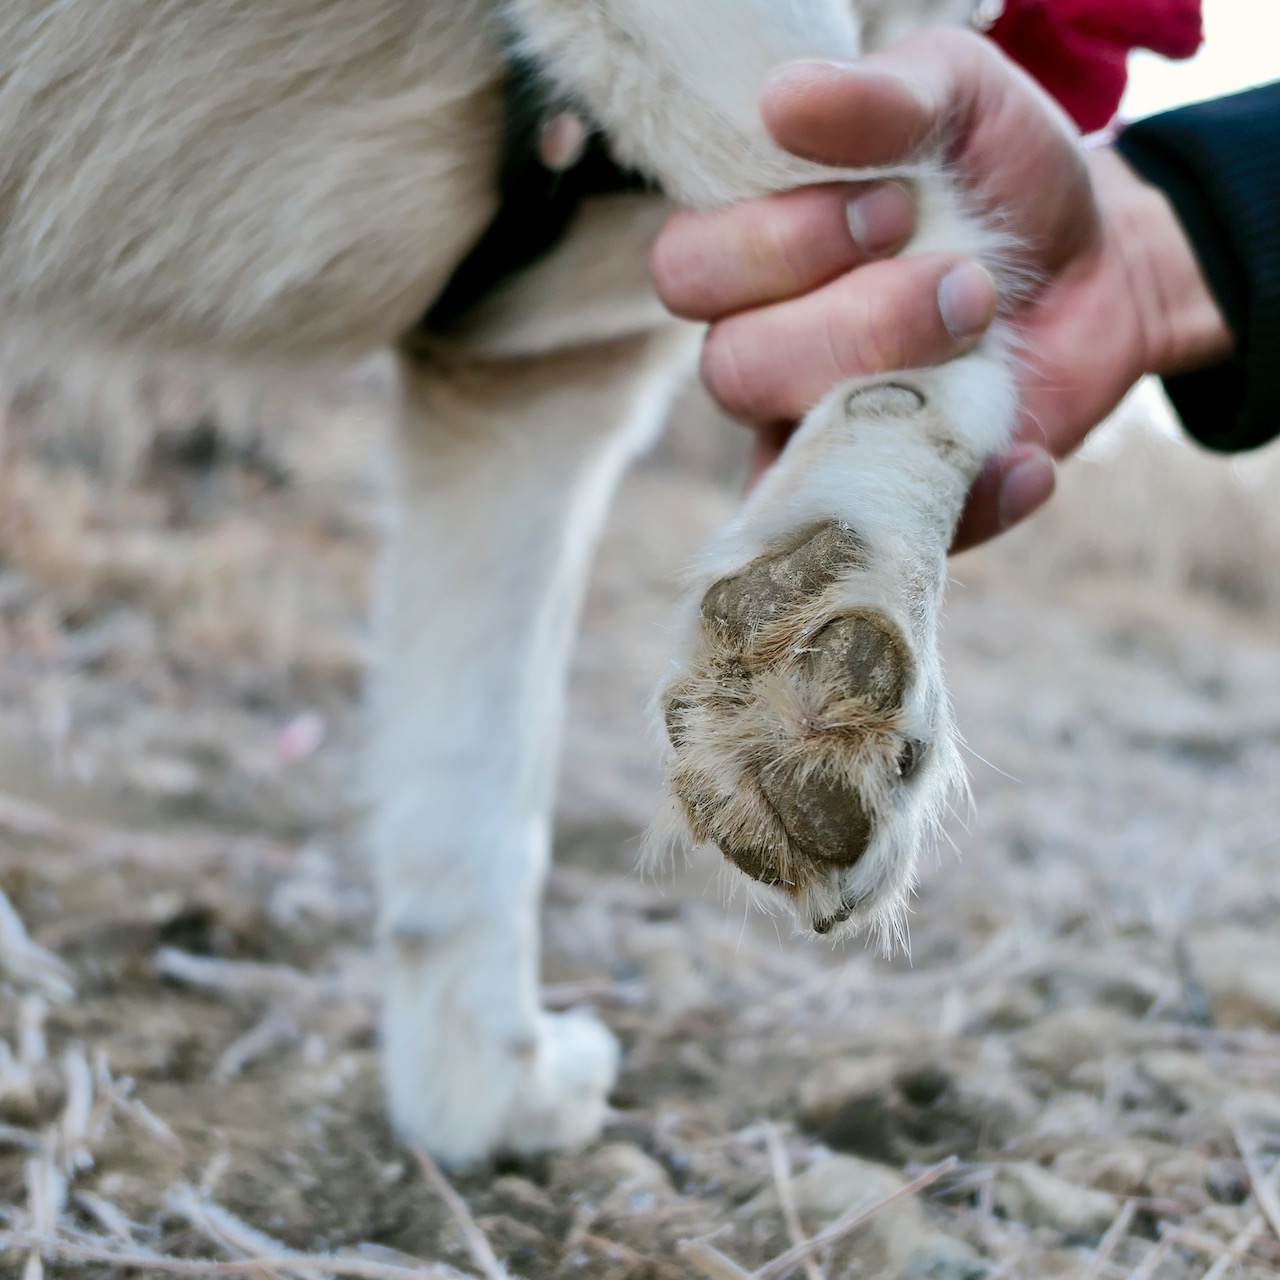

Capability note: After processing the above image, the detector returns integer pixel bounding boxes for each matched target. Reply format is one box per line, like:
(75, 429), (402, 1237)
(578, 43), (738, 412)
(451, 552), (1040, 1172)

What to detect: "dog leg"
(658, 348), (1016, 940)
(369, 330), (690, 1167)
(506, 0), (1019, 939)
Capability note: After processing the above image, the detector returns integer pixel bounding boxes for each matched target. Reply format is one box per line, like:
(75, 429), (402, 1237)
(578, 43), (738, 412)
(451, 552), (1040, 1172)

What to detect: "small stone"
(1147, 1150), (1211, 1204)
(488, 1175), (560, 1234)
(995, 1163), (1118, 1239)
(799, 1056), (899, 1118)
(553, 1235), (682, 1280)
(473, 1214), (550, 1275)
(1185, 927), (1280, 1029)
(1052, 1145), (1149, 1197)
(1138, 1050), (1229, 1107)
(1013, 1008), (1133, 1081)
(798, 1055), (1022, 1164)
(744, 1154), (981, 1280)
(903, 1252), (991, 1280)
(1206, 1158), (1250, 1205)
(643, 948), (714, 1023)
(0, 1082), (39, 1125)
(1038, 952), (1166, 1017)
(786, 1152), (904, 1222)
(567, 1143), (672, 1213)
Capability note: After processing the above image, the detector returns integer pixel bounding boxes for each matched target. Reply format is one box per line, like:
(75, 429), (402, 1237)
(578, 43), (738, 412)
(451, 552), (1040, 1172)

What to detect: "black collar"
(420, 54), (652, 333)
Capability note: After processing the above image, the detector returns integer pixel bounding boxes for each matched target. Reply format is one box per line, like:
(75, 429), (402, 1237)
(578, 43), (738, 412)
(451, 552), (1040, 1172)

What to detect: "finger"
(763, 57), (942, 169)
(652, 181), (914, 321)
(763, 30), (1093, 268)
(951, 444), (1057, 552)
(763, 27), (1034, 168)
(702, 256), (997, 424)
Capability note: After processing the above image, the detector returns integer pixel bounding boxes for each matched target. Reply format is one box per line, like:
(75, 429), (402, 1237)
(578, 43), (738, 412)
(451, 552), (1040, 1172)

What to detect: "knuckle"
(744, 200), (812, 292)
(701, 324), (759, 420)
(650, 213), (709, 315)
(829, 286), (904, 378)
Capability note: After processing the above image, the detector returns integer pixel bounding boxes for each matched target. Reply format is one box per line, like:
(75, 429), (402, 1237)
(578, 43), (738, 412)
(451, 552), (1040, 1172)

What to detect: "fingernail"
(846, 183), (915, 256)
(997, 452), (1056, 530)
(766, 58), (858, 90)
(937, 263), (998, 341)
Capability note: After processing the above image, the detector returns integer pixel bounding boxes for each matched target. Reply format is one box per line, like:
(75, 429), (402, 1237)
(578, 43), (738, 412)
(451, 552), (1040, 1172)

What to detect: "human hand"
(651, 27), (1233, 549)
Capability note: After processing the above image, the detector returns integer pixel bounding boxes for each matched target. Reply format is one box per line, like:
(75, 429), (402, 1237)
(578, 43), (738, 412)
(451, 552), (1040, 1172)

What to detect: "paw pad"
(804, 613), (910, 712)
(759, 764), (872, 867)
(664, 522), (926, 920)
(699, 521), (865, 649)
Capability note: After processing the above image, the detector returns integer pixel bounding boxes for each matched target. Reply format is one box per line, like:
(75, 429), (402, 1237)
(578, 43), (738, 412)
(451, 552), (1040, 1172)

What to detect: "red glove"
(988, 0), (1203, 133)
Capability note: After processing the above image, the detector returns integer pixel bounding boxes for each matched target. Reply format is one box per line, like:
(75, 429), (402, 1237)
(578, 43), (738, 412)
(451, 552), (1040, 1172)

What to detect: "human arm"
(650, 29), (1249, 548)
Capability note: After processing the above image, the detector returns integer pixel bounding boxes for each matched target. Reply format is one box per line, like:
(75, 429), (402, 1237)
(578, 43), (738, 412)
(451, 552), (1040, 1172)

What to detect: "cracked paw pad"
(665, 521), (924, 912)
(699, 520), (865, 649)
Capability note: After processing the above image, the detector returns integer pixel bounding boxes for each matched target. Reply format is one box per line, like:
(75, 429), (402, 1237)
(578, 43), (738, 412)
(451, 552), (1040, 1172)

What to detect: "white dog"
(0, 0), (1017, 1167)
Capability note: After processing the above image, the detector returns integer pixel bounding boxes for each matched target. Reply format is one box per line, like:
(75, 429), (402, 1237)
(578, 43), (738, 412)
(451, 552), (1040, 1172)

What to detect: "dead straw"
(753, 1157), (959, 1280)
(762, 1124), (823, 1280)
(682, 1156), (959, 1280)
(0, 1233), (467, 1279)
(1231, 1123), (1280, 1246)
(412, 1147), (511, 1280)
(1080, 1200), (1137, 1280)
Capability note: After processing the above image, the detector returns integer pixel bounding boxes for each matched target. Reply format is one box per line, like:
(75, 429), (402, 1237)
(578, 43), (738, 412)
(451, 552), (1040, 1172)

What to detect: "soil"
(0, 373), (1278, 1279)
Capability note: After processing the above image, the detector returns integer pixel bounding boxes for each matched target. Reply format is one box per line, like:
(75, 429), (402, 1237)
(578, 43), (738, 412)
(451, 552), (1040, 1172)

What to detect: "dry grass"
(0, 374), (1275, 1278)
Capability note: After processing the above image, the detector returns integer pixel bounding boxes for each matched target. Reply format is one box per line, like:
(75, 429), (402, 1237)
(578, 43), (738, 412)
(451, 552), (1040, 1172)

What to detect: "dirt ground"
(0, 367), (1278, 1279)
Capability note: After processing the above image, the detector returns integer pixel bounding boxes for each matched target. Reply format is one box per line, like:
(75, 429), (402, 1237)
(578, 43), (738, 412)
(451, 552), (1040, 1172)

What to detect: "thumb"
(952, 445), (1057, 552)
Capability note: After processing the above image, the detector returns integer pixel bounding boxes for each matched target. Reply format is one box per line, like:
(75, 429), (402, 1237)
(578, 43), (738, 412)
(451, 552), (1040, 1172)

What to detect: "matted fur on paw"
(660, 519), (941, 940)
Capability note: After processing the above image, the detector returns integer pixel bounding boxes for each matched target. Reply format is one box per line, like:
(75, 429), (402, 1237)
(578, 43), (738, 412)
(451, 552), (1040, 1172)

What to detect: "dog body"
(0, 0), (1014, 1167)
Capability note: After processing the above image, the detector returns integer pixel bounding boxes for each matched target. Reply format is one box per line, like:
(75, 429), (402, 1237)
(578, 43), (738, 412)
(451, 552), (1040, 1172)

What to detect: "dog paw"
(497, 1010), (619, 1158)
(383, 973), (618, 1169)
(661, 514), (954, 940)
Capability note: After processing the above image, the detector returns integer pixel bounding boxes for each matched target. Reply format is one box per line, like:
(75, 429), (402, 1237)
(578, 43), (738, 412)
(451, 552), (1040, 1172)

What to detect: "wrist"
(1089, 147), (1235, 380)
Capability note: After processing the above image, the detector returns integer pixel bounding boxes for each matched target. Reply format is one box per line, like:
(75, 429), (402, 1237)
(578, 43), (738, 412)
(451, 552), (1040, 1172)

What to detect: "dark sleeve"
(1115, 81), (1280, 454)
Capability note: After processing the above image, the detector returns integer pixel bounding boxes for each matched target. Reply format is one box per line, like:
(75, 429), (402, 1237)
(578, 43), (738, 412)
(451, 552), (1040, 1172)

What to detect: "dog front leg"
(369, 330), (689, 1167)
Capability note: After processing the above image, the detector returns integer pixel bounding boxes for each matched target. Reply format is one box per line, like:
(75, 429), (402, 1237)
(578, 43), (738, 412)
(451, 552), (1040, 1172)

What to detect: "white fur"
(0, 0), (1017, 1164)
(370, 329), (696, 1165)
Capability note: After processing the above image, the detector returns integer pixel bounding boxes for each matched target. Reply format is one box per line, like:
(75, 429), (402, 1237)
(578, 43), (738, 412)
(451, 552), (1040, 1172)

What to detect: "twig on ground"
(1080, 1200), (1137, 1280)
(679, 1240), (753, 1280)
(1127, 1235), (1174, 1280)
(1166, 1223), (1275, 1278)
(0, 1232), (468, 1279)
(540, 979), (645, 1010)
(0, 885), (73, 1003)
(0, 887), (74, 1003)
(154, 948), (332, 1005)
(557, 1200), (598, 1270)
(18, 997), (48, 1066)
(1195, 1148), (1280, 1279)
(752, 1157), (959, 1280)
(214, 1007), (299, 1082)
(1231, 1122), (1280, 1245)
(762, 1123), (823, 1280)
(73, 1191), (138, 1246)
(683, 1156), (959, 1280)
(412, 1147), (510, 1280)
(57, 1045), (94, 1174)
(169, 1184), (327, 1280)
(0, 1125), (43, 1152)
(22, 1149), (67, 1280)
(96, 1057), (181, 1149)
(0, 791), (296, 875)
